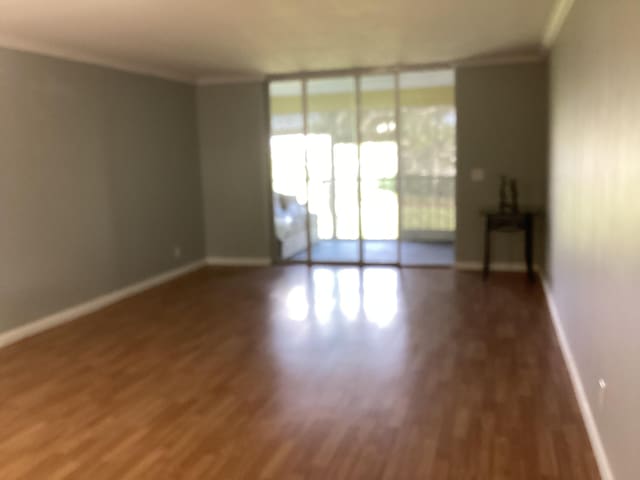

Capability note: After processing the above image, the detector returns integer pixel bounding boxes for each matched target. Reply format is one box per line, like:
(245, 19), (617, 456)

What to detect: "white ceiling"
(0, 0), (563, 84)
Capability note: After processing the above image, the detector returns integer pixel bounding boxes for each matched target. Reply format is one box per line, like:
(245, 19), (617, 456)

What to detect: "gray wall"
(0, 47), (204, 333)
(456, 62), (548, 266)
(197, 69), (550, 266)
(196, 82), (271, 259)
(549, 1), (640, 478)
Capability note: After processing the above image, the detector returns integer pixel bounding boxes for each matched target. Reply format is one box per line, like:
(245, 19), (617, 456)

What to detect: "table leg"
(525, 214), (534, 281)
(483, 218), (491, 279)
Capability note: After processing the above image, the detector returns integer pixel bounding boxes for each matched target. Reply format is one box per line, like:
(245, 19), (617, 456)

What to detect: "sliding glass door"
(269, 80), (309, 262)
(307, 77), (359, 263)
(269, 69), (456, 266)
(360, 74), (399, 264)
(399, 71), (457, 266)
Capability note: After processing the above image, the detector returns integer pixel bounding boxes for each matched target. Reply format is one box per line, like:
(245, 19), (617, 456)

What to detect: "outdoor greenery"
(270, 82), (457, 238)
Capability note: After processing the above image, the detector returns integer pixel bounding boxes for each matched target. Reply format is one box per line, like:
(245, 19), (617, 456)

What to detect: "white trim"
(541, 277), (615, 480)
(0, 260), (205, 350)
(0, 35), (547, 87)
(196, 73), (265, 86)
(453, 52), (547, 69)
(0, 35), (194, 84)
(542, 0), (575, 47)
(266, 54), (544, 82)
(206, 256), (272, 267)
(455, 261), (539, 272)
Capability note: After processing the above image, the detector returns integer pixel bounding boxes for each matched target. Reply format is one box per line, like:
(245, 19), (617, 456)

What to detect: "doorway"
(268, 69), (456, 266)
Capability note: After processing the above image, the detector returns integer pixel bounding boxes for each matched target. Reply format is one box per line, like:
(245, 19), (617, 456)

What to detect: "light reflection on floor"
(272, 266), (408, 419)
(283, 266), (399, 328)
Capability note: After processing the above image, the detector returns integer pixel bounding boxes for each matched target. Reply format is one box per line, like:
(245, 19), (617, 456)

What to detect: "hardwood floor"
(0, 266), (599, 479)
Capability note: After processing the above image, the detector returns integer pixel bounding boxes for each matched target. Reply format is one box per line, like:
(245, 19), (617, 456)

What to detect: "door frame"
(266, 65), (457, 268)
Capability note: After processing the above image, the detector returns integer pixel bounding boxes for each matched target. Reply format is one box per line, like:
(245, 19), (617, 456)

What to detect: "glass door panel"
(398, 70), (456, 266)
(269, 80), (309, 262)
(307, 77), (359, 263)
(269, 68), (456, 267)
(333, 142), (359, 241)
(360, 74), (399, 264)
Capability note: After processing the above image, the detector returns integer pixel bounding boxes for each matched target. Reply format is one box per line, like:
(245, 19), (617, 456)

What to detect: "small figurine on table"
(499, 175), (519, 213)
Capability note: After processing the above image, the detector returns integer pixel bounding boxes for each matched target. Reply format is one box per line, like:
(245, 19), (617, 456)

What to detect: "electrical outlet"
(173, 246), (182, 259)
(598, 378), (607, 410)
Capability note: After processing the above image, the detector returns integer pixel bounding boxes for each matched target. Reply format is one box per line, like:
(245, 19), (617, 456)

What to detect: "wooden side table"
(481, 209), (539, 280)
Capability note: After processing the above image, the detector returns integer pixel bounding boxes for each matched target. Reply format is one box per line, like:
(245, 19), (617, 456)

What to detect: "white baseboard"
(455, 261), (539, 272)
(0, 259), (206, 350)
(541, 278), (614, 480)
(206, 256), (272, 267)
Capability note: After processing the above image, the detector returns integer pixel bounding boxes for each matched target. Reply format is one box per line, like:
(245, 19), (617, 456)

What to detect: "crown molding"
(265, 52), (545, 82)
(0, 28), (554, 87)
(0, 34), (195, 84)
(453, 51), (547, 68)
(543, 0), (575, 47)
(196, 73), (266, 86)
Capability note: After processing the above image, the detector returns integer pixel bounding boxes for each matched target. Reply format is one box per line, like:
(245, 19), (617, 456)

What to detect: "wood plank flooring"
(0, 266), (599, 479)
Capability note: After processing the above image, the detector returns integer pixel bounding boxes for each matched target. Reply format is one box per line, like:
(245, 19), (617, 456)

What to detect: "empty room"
(0, 0), (637, 478)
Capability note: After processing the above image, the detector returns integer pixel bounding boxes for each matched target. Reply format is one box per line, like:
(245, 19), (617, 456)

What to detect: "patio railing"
(401, 175), (455, 234)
